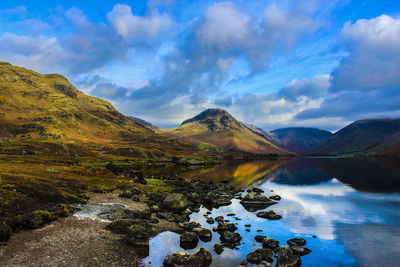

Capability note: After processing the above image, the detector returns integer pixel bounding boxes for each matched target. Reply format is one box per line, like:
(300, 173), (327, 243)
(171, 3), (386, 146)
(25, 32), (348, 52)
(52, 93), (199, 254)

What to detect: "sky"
(1, 0), (400, 131)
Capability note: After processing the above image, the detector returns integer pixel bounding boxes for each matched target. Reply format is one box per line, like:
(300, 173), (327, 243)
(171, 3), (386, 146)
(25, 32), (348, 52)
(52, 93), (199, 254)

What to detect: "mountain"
(129, 116), (160, 130)
(162, 108), (290, 155)
(269, 127), (332, 154)
(0, 62), (203, 158)
(309, 118), (400, 156)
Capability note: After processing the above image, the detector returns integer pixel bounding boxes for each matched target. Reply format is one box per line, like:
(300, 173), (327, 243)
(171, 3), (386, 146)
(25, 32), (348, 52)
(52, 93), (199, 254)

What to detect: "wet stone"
(275, 246), (301, 267)
(262, 238), (280, 250)
(287, 238), (306, 247)
(180, 232), (199, 250)
(256, 210), (282, 220)
(246, 248), (273, 264)
(214, 243), (224, 255)
(163, 247), (212, 267)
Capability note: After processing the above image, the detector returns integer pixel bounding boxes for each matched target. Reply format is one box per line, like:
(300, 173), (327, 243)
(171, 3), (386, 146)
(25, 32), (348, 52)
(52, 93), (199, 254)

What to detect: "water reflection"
(142, 158), (400, 266)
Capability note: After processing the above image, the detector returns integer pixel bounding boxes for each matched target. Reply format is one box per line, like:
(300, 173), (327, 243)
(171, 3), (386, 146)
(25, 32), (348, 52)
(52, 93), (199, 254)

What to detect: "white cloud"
(331, 14), (400, 91)
(107, 4), (174, 41)
(280, 74), (331, 100)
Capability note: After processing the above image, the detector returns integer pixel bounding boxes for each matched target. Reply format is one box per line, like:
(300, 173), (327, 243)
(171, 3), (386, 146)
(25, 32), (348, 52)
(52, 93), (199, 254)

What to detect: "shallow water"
(143, 157), (400, 266)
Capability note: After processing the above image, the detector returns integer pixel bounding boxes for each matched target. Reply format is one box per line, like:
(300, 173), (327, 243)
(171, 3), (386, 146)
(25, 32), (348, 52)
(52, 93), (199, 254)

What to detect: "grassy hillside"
(0, 62), (209, 159)
(162, 109), (290, 155)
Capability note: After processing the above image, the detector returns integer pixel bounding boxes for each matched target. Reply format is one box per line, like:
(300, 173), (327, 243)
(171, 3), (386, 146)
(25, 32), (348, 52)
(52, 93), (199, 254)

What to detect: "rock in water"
(246, 248), (273, 264)
(180, 231), (199, 249)
(262, 238), (280, 250)
(256, 210), (282, 220)
(163, 247), (212, 267)
(162, 193), (190, 213)
(214, 243), (224, 254)
(198, 228), (212, 242)
(275, 246), (301, 267)
(290, 245), (312, 256)
(240, 193), (277, 212)
(220, 231), (242, 244)
(269, 195), (281, 201)
(287, 238), (306, 247)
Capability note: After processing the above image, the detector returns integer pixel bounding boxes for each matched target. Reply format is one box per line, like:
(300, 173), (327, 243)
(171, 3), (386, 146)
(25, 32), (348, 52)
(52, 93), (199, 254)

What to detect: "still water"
(142, 158), (400, 266)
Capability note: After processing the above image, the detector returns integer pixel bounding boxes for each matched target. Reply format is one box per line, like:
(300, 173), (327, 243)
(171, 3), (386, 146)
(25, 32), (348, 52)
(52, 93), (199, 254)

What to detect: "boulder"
(217, 222), (237, 232)
(198, 228), (212, 242)
(163, 193), (190, 213)
(240, 193), (277, 212)
(163, 247), (212, 267)
(290, 246), (312, 256)
(256, 210), (282, 220)
(255, 235), (267, 242)
(287, 238), (306, 247)
(262, 238), (280, 250)
(275, 246), (301, 267)
(126, 223), (151, 246)
(246, 248), (273, 264)
(105, 219), (136, 234)
(220, 231), (242, 244)
(180, 231), (199, 249)
(181, 221), (201, 231)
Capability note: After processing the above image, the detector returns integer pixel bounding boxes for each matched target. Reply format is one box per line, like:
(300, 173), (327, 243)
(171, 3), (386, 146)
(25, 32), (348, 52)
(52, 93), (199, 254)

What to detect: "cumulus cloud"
(280, 74), (330, 100)
(107, 4), (174, 42)
(297, 15), (400, 122)
(331, 14), (400, 91)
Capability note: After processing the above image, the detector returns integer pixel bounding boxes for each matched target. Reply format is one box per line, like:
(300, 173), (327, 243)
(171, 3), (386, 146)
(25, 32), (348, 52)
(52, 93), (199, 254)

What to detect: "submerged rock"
(240, 193), (277, 212)
(162, 194), (190, 213)
(275, 246), (301, 267)
(246, 248), (273, 264)
(256, 210), (282, 220)
(163, 247), (212, 267)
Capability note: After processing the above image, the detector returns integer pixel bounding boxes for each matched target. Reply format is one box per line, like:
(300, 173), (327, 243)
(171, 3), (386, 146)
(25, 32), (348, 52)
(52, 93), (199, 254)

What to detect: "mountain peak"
(181, 108), (236, 130)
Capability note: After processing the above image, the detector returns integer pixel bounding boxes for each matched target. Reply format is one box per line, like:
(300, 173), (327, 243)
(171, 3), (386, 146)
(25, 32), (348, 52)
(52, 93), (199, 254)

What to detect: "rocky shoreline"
(1, 164), (312, 266)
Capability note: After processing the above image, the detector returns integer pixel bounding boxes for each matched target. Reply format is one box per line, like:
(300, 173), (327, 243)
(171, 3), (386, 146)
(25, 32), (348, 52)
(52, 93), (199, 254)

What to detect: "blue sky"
(1, 0), (400, 131)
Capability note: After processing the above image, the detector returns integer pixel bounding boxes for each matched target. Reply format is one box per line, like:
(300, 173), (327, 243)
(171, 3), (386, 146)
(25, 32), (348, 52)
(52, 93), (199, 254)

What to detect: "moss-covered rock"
(162, 193), (189, 213)
(105, 219), (136, 234)
(24, 210), (56, 229)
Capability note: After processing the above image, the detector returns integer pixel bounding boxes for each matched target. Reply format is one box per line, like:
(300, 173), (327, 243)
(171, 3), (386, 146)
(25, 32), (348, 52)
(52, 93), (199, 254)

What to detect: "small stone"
(256, 210), (282, 220)
(206, 217), (215, 224)
(269, 195), (281, 201)
(287, 238), (306, 247)
(255, 235), (266, 242)
(246, 248), (273, 264)
(214, 243), (224, 254)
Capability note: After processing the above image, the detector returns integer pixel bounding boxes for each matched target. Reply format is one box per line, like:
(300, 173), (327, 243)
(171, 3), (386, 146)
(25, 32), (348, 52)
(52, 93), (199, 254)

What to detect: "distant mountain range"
(309, 119), (400, 156)
(269, 128), (332, 154)
(160, 109), (290, 155)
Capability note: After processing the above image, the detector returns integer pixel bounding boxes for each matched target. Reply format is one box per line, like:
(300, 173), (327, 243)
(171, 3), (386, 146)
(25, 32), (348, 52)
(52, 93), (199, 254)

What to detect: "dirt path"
(0, 192), (151, 267)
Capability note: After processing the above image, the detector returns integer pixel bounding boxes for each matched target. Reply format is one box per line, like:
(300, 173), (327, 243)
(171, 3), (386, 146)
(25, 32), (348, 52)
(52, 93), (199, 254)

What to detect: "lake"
(142, 157), (400, 266)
